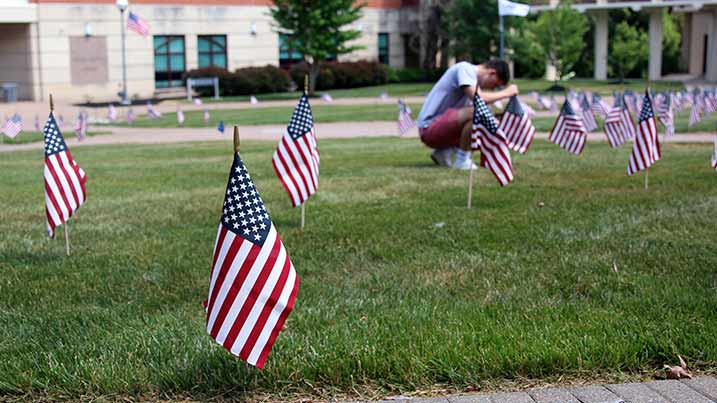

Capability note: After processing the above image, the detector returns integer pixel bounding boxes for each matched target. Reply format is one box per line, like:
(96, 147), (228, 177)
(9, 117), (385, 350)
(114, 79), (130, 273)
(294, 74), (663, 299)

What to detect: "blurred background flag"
(397, 99), (415, 136)
(272, 94), (320, 207)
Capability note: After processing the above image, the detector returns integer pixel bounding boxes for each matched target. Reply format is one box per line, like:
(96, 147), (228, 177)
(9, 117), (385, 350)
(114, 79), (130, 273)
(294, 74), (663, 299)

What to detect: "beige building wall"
(20, 3), (408, 103)
(686, 11), (714, 77)
(0, 24), (35, 100)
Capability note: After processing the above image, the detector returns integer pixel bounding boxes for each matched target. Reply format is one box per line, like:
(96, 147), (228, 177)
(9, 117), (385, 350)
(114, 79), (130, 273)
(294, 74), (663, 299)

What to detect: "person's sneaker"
(430, 148), (453, 167)
(452, 157), (478, 171)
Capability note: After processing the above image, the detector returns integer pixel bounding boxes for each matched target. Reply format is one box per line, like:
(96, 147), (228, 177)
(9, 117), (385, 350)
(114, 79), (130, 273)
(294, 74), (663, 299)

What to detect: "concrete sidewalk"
(349, 377), (717, 403)
(1, 121), (715, 153)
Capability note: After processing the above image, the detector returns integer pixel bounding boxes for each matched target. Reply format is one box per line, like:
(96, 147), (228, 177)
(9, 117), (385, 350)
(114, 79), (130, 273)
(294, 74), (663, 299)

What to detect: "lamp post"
(116, 0), (130, 105)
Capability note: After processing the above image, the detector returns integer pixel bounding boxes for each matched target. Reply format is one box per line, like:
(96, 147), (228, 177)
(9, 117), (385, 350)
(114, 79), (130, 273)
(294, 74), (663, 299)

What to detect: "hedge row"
(184, 65), (291, 96)
(183, 61), (445, 96)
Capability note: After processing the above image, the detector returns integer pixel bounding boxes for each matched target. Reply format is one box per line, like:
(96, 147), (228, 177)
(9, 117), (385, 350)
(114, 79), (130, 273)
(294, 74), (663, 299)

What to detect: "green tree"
(528, 3), (588, 82)
(444, 0), (497, 62)
(270, 0), (365, 94)
(609, 21), (647, 82)
(662, 11), (683, 74)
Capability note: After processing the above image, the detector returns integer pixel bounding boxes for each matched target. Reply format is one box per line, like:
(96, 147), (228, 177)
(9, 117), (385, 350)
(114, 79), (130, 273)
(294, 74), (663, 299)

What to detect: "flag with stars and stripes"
(272, 94), (320, 207)
(127, 11), (150, 37)
(34, 115), (41, 131)
(108, 104), (118, 122)
(499, 95), (536, 155)
(591, 93), (610, 119)
(603, 94), (635, 148)
(471, 93), (514, 186)
(2, 114), (23, 139)
(580, 94), (598, 132)
(204, 109), (211, 126)
(549, 101), (587, 155)
(127, 108), (135, 125)
(628, 91), (661, 176)
(74, 111), (87, 141)
(43, 113), (87, 238)
(177, 108), (185, 127)
(655, 92), (675, 137)
(712, 135), (717, 172)
(205, 151), (299, 369)
(397, 99), (415, 136)
(690, 96), (703, 127)
(147, 101), (161, 119)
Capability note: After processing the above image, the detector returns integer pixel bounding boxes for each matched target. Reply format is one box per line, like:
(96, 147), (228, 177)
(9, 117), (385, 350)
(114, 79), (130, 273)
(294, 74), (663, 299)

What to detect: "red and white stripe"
(45, 149), (87, 238)
(475, 126), (514, 186)
(712, 135), (717, 171)
(549, 114), (587, 155)
(205, 224), (298, 369)
(627, 114), (661, 176)
(603, 107), (635, 148)
(272, 129), (320, 207)
(499, 110), (535, 155)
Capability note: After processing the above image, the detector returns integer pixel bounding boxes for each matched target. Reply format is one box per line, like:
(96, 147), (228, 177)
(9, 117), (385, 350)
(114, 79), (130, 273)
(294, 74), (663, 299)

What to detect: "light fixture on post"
(116, 0), (131, 105)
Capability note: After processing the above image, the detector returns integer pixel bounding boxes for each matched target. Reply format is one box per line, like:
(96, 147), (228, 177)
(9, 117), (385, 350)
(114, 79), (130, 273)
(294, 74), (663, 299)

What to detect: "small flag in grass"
(471, 92), (514, 186)
(204, 109), (211, 126)
(712, 135), (717, 172)
(627, 90), (661, 176)
(205, 147), (299, 368)
(549, 101), (587, 155)
(177, 108), (185, 127)
(499, 95), (536, 155)
(2, 114), (22, 139)
(217, 120), (225, 134)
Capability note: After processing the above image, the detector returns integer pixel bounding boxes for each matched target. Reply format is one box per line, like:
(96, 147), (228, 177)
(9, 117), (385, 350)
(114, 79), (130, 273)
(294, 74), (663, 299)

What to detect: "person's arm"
(462, 84), (519, 103)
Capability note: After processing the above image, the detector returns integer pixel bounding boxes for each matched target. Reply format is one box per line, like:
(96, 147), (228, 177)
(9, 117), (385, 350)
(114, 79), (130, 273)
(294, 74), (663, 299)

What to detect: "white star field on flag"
(221, 156), (272, 246)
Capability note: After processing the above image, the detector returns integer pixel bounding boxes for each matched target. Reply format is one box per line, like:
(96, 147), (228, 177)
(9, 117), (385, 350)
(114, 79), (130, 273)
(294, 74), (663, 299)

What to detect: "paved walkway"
(351, 377), (717, 403)
(1, 122), (714, 153)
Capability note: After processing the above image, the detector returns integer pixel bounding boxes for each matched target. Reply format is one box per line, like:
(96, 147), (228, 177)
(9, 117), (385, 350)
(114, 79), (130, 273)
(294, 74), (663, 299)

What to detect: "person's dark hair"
(484, 59), (510, 84)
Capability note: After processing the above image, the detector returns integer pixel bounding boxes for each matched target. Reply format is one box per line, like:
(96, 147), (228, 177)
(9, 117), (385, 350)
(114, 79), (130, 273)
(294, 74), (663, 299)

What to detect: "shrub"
(289, 60), (389, 90)
(387, 67), (446, 83)
(183, 65), (291, 96)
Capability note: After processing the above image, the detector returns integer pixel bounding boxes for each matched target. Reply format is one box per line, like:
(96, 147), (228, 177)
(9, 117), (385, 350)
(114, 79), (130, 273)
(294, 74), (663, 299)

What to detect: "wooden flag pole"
(304, 74), (309, 95)
(467, 151), (476, 208)
(51, 94), (71, 256)
(233, 126), (240, 153)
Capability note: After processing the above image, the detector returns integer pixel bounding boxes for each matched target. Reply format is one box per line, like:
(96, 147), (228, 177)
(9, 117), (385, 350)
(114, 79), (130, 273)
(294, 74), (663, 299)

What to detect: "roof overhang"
(0, 1), (37, 23)
(530, 0), (717, 14)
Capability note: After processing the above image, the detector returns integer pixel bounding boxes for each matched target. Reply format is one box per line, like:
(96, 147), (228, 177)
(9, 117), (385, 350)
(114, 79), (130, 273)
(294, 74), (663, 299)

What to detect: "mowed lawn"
(1, 138), (716, 401)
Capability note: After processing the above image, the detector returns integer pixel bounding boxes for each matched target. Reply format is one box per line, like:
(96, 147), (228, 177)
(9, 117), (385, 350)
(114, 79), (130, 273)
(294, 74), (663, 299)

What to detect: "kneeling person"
(416, 59), (517, 170)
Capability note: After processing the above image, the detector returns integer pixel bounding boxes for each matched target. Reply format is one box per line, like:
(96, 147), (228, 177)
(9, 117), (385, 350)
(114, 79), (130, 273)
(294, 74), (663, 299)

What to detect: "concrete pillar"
(593, 10), (609, 80)
(648, 9), (663, 80)
(706, 10), (717, 81)
(545, 62), (557, 81)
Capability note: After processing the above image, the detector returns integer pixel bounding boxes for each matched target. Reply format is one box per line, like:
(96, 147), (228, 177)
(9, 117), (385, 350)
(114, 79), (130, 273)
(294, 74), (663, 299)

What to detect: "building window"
(198, 35), (227, 69)
(154, 35), (185, 88)
(279, 34), (303, 68)
(378, 33), (389, 65)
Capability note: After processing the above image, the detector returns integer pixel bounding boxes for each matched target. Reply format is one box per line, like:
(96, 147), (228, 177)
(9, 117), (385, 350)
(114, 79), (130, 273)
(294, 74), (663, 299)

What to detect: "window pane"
(153, 36), (167, 51)
(378, 33), (387, 47)
(154, 55), (168, 71)
(198, 54), (211, 68)
(156, 80), (168, 88)
(198, 37), (210, 52)
(169, 37), (184, 53)
(170, 54), (185, 70)
(213, 35), (226, 49)
(213, 54), (227, 68)
(279, 50), (289, 60)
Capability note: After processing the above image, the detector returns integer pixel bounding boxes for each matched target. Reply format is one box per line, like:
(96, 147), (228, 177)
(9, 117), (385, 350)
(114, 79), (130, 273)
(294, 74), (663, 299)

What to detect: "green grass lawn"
(1, 138), (716, 401)
(1, 130), (110, 145)
(105, 103), (423, 128)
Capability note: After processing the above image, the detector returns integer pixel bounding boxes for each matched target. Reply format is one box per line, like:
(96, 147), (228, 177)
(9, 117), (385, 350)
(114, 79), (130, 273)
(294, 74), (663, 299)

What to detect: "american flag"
(205, 151), (298, 369)
(108, 104), (118, 122)
(2, 114), (22, 139)
(655, 92), (675, 137)
(591, 93), (610, 119)
(624, 90), (638, 115)
(204, 109), (211, 126)
(127, 108), (135, 125)
(712, 135), (717, 172)
(397, 99), (415, 136)
(177, 108), (185, 127)
(194, 98), (203, 106)
(580, 94), (598, 132)
(704, 91), (717, 115)
(603, 94), (635, 148)
(320, 93), (333, 103)
(34, 115), (41, 131)
(58, 114), (65, 127)
(217, 120), (225, 134)
(471, 93), (514, 186)
(690, 97), (703, 127)
(147, 101), (161, 119)
(628, 91), (661, 176)
(549, 96), (559, 113)
(250, 96), (258, 105)
(549, 101), (587, 155)
(537, 94), (552, 110)
(74, 111), (87, 140)
(520, 100), (536, 117)
(43, 113), (87, 238)
(671, 92), (684, 113)
(272, 94), (320, 207)
(127, 11), (150, 37)
(499, 95), (536, 154)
